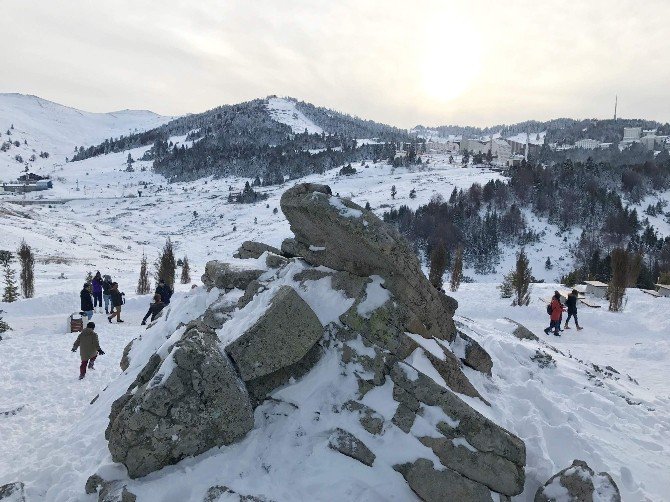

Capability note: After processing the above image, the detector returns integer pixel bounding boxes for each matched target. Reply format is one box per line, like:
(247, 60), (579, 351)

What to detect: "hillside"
(0, 93), (171, 181)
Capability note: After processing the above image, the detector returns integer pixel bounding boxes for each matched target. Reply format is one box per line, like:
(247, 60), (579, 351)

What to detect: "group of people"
(545, 289), (583, 336)
(75, 273), (174, 379)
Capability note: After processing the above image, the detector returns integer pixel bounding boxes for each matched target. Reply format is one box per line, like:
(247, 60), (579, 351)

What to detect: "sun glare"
(420, 18), (482, 103)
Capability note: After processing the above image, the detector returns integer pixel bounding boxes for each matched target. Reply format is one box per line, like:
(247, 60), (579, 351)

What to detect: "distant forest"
(384, 152), (670, 286)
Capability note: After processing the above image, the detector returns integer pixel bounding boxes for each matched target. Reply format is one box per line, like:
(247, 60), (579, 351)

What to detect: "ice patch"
(309, 245), (325, 252)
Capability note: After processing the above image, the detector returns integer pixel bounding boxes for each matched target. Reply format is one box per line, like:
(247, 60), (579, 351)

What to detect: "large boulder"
(328, 428), (376, 467)
(201, 261), (265, 291)
(280, 183), (458, 342)
(233, 241), (282, 260)
(535, 459), (621, 502)
(106, 323), (254, 478)
(225, 286), (323, 401)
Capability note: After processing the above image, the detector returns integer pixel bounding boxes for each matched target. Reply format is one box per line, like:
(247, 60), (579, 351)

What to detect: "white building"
(623, 127), (642, 142)
(575, 139), (600, 150)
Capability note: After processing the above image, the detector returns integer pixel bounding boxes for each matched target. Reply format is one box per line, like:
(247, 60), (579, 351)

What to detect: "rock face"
(201, 261), (265, 291)
(85, 474), (137, 502)
(328, 428), (376, 467)
(233, 241), (282, 260)
(535, 460), (621, 502)
(0, 482), (25, 501)
(106, 322), (254, 478)
(226, 286), (322, 382)
(280, 183), (457, 342)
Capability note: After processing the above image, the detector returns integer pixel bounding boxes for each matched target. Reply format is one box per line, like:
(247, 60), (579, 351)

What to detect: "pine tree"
(500, 248), (532, 306)
(449, 247), (463, 292)
(0, 309), (9, 333)
(137, 252), (151, 294)
(155, 238), (176, 288)
(608, 248), (628, 312)
(391, 185), (397, 199)
(180, 256), (191, 284)
(428, 241), (447, 290)
(409, 188), (417, 199)
(545, 257), (552, 270)
(2, 259), (19, 303)
(85, 270), (93, 283)
(17, 240), (34, 299)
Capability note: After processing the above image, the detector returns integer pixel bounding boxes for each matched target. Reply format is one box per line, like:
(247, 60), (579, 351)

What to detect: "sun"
(420, 17), (482, 103)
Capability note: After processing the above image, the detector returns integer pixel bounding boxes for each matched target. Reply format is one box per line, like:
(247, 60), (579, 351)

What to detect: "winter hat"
(87, 322), (95, 329)
(104, 275), (111, 281)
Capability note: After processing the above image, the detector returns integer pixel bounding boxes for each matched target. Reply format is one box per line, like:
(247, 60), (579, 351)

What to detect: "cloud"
(0, 0), (668, 126)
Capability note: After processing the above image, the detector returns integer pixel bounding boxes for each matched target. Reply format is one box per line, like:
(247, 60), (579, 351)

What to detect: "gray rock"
(204, 485), (274, 502)
(233, 241), (282, 260)
(505, 318), (540, 341)
(237, 280), (265, 309)
(535, 459), (621, 502)
(226, 286), (323, 382)
(328, 428), (376, 466)
(201, 261), (265, 291)
(394, 459), (493, 501)
(85, 474), (104, 494)
(423, 349), (485, 400)
(201, 295), (238, 329)
(343, 400), (385, 435)
(280, 183), (458, 342)
(391, 404), (416, 433)
(391, 362), (526, 469)
(419, 436), (525, 495)
(107, 324), (254, 478)
(0, 482), (25, 501)
(84, 475), (138, 502)
(457, 332), (493, 376)
(265, 252), (288, 269)
(120, 339), (133, 371)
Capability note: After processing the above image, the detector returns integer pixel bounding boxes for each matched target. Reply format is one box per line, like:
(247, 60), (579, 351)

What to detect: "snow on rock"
(266, 97), (323, 135)
(535, 459), (621, 502)
(356, 275), (390, 318)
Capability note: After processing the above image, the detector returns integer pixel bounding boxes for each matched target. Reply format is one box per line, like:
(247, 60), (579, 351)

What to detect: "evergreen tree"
(181, 256), (191, 284)
(428, 241), (447, 289)
(0, 309), (9, 333)
(137, 252), (151, 294)
(545, 257), (552, 270)
(17, 240), (34, 299)
(391, 185), (397, 199)
(409, 188), (417, 199)
(2, 260), (19, 303)
(85, 271), (93, 283)
(500, 248), (532, 306)
(449, 247), (463, 292)
(608, 248), (628, 312)
(155, 238), (177, 288)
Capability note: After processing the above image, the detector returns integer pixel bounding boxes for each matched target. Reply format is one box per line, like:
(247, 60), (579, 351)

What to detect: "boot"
(79, 374), (85, 380)
(108, 316), (112, 323)
(117, 319), (124, 323)
(544, 327), (550, 335)
(564, 322), (571, 330)
(88, 360), (95, 369)
(577, 325), (584, 331)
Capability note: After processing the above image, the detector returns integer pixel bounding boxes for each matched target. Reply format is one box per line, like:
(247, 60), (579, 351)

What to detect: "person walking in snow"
(71, 321), (104, 380)
(80, 283), (94, 320)
(91, 271), (103, 313)
(102, 275), (113, 314)
(141, 293), (165, 325)
(155, 279), (173, 305)
(107, 282), (125, 323)
(564, 289), (583, 330)
(544, 291), (565, 337)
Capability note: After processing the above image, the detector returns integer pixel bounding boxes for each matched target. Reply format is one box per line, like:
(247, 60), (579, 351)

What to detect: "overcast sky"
(1, 0), (668, 127)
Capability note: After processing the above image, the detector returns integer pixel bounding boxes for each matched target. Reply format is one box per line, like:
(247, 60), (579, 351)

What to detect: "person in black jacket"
(107, 282), (125, 323)
(155, 279), (173, 305)
(141, 293), (165, 325)
(102, 275), (113, 314)
(564, 289), (583, 330)
(80, 283), (94, 320)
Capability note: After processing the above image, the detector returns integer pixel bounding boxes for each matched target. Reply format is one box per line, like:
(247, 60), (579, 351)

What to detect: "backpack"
(546, 303), (553, 315)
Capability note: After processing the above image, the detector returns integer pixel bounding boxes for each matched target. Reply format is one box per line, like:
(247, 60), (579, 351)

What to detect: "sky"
(1, 0), (669, 128)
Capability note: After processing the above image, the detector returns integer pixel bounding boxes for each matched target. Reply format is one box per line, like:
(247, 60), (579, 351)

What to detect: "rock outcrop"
(85, 474), (137, 502)
(233, 241), (282, 260)
(535, 460), (621, 502)
(103, 183), (526, 501)
(106, 322), (254, 478)
(280, 183), (458, 342)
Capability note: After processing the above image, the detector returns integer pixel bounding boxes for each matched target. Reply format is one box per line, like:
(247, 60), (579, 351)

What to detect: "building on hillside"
(575, 139), (600, 150)
(640, 134), (663, 151)
(622, 127), (642, 143)
(460, 138), (488, 156)
(1, 179), (53, 193)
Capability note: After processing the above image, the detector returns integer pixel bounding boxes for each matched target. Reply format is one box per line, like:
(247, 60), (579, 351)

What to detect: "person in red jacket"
(544, 291), (566, 337)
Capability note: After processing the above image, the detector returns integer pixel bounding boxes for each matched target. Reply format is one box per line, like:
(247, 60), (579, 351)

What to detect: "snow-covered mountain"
(0, 93), (172, 180)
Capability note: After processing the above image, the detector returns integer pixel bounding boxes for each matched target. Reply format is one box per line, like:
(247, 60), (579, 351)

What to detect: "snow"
(404, 348), (447, 389)
(327, 194), (363, 218)
(0, 96), (669, 501)
(356, 276), (390, 318)
(266, 97), (323, 135)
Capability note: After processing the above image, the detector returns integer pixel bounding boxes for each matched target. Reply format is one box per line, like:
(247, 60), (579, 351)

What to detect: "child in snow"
(107, 282), (125, 323)
(544, 291), (565, 337)
(155, 279), (173, 305)
(80, 283), (94, 320)
(141, 293), (165, 325)
(91, 271), (104, 313)
(71, 321), (104, 380)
